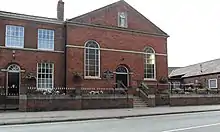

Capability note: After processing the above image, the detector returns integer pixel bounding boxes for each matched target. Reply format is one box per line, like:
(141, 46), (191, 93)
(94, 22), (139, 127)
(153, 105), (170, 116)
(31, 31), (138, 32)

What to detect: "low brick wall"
(170, 94), (220, 106)
(0, 95), (19, 110)
(155, 93), (169, 106)
(19, 95), (133, 112)
(82, 96), (133, 109)
(20, 95), (81, 112)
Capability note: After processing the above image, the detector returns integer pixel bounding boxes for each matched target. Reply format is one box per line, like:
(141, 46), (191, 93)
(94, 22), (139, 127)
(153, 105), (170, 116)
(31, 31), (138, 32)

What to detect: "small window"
(118, 12), (127, 28)
(37, 63), (54, 89)
(38, 29), (54, 50)
(5, 25), (24, 48)
(173, 82), (181, 89)
(208, 79), (217, 88)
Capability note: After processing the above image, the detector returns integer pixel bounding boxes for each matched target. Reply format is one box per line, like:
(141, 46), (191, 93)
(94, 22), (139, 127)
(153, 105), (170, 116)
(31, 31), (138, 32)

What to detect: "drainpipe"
(64, 22), (67, 90)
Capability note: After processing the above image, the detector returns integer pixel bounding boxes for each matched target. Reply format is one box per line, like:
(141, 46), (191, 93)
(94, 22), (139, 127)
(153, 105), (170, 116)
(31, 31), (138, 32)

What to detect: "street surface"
(1, 111), (220, 132)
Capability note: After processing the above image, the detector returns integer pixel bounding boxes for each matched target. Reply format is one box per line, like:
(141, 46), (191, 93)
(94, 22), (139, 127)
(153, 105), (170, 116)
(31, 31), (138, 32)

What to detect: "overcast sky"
(1, 0), (220, 67)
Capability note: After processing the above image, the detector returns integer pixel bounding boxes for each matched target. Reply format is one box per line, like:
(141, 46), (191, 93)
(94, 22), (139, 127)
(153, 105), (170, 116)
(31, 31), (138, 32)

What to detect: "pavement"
(0, 105), (220, 126)
(1, 110), (220, 131)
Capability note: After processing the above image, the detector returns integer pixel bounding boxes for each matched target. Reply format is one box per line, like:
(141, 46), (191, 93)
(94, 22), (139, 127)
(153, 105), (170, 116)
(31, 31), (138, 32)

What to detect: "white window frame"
(84, 40), (101, 79)
(173, 82), (181, 89)
(144, 47), (156, 80)
(168, 82), (172, 90)
(36, 63), (54, 90)
(208, 79), (217, 88)
(38, 29), (54, 51)
(5, 25), (24, 48)
(118, 12), (128, 28)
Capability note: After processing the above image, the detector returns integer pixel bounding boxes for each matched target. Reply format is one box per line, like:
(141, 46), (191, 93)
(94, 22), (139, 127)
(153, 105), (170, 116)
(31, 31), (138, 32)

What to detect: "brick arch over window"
(144, 47), (156, 80)
(84, 40), (100, 78)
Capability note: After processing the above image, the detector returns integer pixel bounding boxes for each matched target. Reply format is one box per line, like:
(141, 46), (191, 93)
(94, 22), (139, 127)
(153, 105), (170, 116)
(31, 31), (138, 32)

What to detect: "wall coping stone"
(171, 94), (220, 98)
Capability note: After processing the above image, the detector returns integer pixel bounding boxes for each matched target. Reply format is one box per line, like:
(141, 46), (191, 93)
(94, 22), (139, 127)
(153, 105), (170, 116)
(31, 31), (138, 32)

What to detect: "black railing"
(0, 86), (19, 111)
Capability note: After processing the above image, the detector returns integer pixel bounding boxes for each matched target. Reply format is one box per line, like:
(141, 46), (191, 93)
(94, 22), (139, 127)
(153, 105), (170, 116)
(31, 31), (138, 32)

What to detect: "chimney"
(57, 0), (64, 21)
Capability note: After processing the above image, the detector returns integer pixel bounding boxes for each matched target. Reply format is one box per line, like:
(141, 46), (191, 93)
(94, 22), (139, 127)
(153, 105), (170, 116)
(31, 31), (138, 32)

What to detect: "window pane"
(173, 82), (180, 89)
(145, 47), (154, 53)
(210, 80), (217, 88)
(89, 71), (95, 76)
(144, 48), (156, 79)
(38, 29), (54, 50)
(85, 41), (100, 77)
(5, 25), (24, 48)
(147, 74), (154, 79)
(37, 63), (54, 89)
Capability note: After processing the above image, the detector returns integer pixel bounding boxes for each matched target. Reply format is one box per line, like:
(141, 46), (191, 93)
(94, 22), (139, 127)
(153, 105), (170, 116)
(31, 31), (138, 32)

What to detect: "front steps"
(133, 96), (148, 108)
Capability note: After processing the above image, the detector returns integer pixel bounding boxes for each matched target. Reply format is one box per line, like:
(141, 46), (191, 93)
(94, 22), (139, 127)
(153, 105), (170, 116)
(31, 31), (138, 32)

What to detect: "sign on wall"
(103, 70), (114, 79)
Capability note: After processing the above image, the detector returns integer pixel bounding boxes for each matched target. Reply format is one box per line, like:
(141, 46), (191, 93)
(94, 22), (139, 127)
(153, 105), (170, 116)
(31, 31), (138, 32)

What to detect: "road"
(1, 111), (220, 132)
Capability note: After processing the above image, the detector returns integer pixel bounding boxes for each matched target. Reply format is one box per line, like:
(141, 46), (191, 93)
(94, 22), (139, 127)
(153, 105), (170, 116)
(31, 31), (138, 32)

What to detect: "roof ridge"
(68, 0), (168, 36)
(179, 58), (220, 69)
(121, 0), (168, 36)
(170, 58), (220, 78)
(0, 10), (58, 20)
(68, 0), (121, 21)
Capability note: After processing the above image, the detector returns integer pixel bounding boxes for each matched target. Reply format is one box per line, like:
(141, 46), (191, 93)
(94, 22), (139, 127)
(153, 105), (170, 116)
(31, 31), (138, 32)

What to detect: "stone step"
(133, 101), (145, 103)
(133, 96), (148, 108)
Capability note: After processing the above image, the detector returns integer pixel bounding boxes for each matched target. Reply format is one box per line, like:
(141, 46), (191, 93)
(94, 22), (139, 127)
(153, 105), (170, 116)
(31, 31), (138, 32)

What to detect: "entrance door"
(115, 66), (129, 88)
(7, 64), (20, 96)
(8, 72), (19, 96)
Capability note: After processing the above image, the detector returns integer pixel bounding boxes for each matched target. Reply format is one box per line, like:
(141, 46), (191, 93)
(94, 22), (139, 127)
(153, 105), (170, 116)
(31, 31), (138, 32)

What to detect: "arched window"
(85, 40), (100, 78)
(116, 66), (128, 74)
(7, 64), (21, 73)
(144, 47), (156, 79)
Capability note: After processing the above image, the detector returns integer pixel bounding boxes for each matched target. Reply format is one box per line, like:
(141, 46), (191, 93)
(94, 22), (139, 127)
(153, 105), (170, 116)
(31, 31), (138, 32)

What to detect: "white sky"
(1, 0), (220, 67)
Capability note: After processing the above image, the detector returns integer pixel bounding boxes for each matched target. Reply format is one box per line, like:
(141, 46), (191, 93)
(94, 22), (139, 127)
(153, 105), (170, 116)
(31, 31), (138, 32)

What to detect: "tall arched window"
(85, 40), (100, 78)
(144, 47), (156, 79)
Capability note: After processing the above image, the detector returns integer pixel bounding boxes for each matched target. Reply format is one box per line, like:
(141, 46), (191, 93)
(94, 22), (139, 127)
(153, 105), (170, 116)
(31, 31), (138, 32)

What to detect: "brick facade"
(0, 0), (168, 96)
(0, 17), (65, 88)
(66, 24), (168, 88)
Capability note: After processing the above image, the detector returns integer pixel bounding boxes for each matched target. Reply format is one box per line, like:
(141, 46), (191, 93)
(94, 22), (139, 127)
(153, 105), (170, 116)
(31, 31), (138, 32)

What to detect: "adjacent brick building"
(169, 59), (220, 90)
(0, 0), (169, 98)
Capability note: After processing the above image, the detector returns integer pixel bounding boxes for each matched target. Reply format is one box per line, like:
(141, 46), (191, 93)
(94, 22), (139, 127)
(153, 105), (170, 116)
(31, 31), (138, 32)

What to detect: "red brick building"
(0, 0), (168, 97)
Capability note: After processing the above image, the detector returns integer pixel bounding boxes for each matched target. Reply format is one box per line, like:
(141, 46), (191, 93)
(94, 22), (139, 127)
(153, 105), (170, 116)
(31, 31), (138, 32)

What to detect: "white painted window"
(173, 82), (181, 89)
(37, 63), (54, 89)
(38, 29), (54, 50)
(118, 12), (127, 28)
(144, 47), (156, 79)
(5, 25), (24, 48)
(168, 82), (172, 90)
(208, 79), (217, 88)
(84, 40), (100, 78)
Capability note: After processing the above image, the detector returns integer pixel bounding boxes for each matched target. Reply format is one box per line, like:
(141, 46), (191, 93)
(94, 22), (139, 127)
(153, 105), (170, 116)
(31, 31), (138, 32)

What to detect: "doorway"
(7, 64), (20, 96)
(115, 66), (129, 88)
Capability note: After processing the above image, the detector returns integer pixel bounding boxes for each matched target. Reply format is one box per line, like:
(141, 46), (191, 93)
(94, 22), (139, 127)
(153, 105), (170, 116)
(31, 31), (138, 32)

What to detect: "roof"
(0, 10), (63, 24)
(168, 67), (181, 75)
(169, 58), (220, 78)
(68, 0), (168, 37)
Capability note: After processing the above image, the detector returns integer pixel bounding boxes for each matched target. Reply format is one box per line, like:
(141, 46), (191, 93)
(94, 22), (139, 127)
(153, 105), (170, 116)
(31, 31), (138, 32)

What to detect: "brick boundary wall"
(19, 95), (133, 112)
(170, 95), (220, 106)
